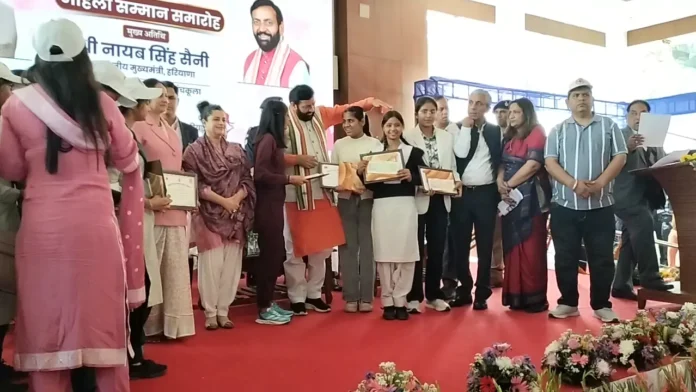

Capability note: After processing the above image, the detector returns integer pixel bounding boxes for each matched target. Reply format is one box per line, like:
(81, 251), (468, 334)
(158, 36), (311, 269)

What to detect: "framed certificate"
(163, 171), (198, 210)
(360, 150), (405, 184)
(319, 163), (339, 188)
(419, 167), (458, 195)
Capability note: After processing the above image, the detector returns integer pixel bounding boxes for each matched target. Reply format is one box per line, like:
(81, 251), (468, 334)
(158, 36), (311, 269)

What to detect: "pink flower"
(567, 338), (580, 350)
(571, 353), (589, 366)
(511, 376), (529, 392)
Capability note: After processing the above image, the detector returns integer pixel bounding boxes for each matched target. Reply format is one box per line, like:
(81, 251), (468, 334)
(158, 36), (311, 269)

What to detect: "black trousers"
(450, 184), (498, 301)
(441, 219), (459, 282)
(407, 195), (448, 303)
(129, 272), (152, 364)
(613, 204), (662, 292)
(550, 204), (615, 310)
(255, 203), (285, 311)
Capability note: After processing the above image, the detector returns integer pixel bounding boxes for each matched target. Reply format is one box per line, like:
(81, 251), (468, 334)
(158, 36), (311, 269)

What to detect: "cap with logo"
(568, 78), (593, 94)
(493, 100), (511, 111)
(33, 19), (86, 63)
(123, 77), (163, 102)
(0, 62), (24, 85)
(92, 61), (137, 108)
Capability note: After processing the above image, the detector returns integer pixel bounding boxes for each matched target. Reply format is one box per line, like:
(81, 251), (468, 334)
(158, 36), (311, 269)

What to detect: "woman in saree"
(183, 101), (255, 330)
(496, 98), (551, 313)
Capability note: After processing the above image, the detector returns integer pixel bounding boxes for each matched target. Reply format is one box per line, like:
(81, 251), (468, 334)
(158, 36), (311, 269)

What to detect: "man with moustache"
(611, 99), (673, 299)
(449, 89), (502, 310)
(244, 0), (310, 88)
(282, 84), (390, 315)
(545, 78), (626, 322)
(162, 81), (199, 151)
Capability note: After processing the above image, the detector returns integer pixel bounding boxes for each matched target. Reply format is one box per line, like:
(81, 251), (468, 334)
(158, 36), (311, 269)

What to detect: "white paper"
(163, 173), (197, 209)
(367, 160), (401, 175)
(652, 150), (690, 168)
(428, 178), (456, 194)
(638, 113), (671, 148)
(320, 164), (339, 188)
(497, 188), (523, 216)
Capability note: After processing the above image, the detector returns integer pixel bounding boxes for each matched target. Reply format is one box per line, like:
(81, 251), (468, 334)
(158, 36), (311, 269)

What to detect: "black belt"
(463, 183), (496, 191)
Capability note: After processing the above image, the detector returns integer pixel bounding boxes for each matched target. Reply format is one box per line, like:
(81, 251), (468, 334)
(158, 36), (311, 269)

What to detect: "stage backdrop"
(0, 0), (334, 145)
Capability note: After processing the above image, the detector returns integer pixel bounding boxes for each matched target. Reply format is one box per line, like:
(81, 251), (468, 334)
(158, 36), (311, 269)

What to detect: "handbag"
(246, 231), (260, 258)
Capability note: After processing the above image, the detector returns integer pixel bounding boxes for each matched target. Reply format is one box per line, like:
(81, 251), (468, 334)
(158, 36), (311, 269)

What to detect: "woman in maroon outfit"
(496, 98), (551, 313)
(252, 100), (306, 325)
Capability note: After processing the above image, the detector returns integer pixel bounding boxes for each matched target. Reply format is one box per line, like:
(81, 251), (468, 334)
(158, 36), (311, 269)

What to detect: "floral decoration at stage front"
(653, 303), (696, 356)
(598, 311), (668, 371)
(353, 362), (440, 392)
(467, 343), (539, 392)
(541, 330), (613, 386)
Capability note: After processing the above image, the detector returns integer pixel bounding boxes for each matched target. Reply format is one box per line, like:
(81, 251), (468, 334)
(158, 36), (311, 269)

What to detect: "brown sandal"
(217, 316), (234, 329)
(205, 317), (219, 330)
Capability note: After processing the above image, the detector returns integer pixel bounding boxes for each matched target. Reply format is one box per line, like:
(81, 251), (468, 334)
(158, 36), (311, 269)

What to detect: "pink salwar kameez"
(0, 86), (145, 392)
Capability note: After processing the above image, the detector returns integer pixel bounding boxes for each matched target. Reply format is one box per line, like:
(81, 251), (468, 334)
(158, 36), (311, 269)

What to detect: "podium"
(633, 162), (696, 309)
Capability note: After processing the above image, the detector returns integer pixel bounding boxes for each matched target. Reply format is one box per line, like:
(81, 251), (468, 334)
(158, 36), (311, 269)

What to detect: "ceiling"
(476, 0), (696, 34)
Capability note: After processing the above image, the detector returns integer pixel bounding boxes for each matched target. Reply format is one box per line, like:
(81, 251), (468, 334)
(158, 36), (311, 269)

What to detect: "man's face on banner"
(252, 5), (283, 52)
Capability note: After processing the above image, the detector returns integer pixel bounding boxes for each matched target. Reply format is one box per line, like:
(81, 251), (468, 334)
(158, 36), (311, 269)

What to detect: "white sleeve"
(288, 61), (310, 88)
(453, 127), (472, 158)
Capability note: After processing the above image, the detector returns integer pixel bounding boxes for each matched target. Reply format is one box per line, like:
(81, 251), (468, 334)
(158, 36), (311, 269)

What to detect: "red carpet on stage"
(2, 271), (656, 391)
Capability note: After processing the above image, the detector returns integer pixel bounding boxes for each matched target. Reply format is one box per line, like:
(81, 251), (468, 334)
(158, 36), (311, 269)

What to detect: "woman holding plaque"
(497, 98), (550, 313)
(134, 78), (196, 340)
(0, 19), (144, 390)
(183, 101), (256, 330)
(360, 111), (424, 321)
(331, 106), (383, 313)
(253, 100), (307, 325)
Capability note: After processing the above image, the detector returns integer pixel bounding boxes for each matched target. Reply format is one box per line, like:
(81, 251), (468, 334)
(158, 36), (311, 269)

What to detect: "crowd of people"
(0, 16), (679, 392)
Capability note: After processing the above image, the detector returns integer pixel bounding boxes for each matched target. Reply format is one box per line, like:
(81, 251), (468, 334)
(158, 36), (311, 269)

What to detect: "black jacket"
(180, 121), (199, 152)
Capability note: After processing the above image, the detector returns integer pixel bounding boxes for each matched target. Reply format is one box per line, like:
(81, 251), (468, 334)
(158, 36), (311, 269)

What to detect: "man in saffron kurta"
(283, 84), (391, 315)
(244, 0), (310, 88)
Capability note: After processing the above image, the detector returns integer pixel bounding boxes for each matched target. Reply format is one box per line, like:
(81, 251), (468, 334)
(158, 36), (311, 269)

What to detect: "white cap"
(123, 77), (162, 102)
(33, 19), (86, 63)
(92, 61), (137, 108)
(0, 62), (24, 85)
(568, 78), (593, 94)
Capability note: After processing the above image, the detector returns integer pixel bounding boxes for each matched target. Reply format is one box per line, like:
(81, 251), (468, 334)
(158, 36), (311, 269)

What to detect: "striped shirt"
(544, 115), (628, 211)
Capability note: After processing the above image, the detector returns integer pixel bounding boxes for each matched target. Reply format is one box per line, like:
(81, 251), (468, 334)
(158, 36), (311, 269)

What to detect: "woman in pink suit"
(0, 19), (144, 391)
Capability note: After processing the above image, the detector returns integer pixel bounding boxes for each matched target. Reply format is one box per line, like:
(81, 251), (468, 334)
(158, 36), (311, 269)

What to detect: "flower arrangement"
(660, 267), (680, 282)
(354, 362), (440, 392)
(653, 303), (696, 356)
(466, 343), (539, 392)
(599, 310), (668, 371)
(541, 330), (613, 386)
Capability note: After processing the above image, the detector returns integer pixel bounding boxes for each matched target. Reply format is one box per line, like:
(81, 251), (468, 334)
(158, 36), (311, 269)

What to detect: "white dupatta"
(243, 37), (292, 86)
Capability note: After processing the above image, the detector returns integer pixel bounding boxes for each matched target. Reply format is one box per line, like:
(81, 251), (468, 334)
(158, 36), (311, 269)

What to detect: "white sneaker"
(426, 299), (451, 312)
(406, 301), (421, 314)
(594, 308), (620, 323)
(548, 305), (580, 319)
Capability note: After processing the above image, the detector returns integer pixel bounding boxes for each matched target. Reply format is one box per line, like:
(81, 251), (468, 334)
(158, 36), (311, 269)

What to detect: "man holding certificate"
(450, 89), (503, 311)
(282, 84), (390, 315)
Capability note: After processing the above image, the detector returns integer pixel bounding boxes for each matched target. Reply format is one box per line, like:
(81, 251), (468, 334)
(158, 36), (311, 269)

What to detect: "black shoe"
(291, 302), (308, 316)
(382, 306), (396, 320)
(0, 380), (28, 392)
(473, 300), (488, 310)
(129, 359), (167, 380)
(0, 361), (25, 381)
(450, 294), (473, 308)
(611, 289), (638, 301)
(442, 280), (457, 300)
(395, 307), (409, 321)
(305, 298), (331, 313)
(641, 280), (674, 292)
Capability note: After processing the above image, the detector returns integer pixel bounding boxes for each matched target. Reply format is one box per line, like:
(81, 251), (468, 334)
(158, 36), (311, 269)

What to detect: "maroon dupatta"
(182, 136), (256, 243)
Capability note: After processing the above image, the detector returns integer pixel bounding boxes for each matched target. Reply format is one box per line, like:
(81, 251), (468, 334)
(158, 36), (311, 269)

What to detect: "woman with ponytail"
(183, 101), (256, 330)
(331, 106), (382, 313)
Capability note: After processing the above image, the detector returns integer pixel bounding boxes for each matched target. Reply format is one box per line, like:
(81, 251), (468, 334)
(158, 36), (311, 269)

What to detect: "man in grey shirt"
(544, 78), (627, 323)
(611, 100), (673, 298)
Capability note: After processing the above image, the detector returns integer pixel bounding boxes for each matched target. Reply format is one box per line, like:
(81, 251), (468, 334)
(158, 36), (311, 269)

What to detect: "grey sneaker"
(344, 301), (358, 313)
(271, 303), (294, 317)
(549, 305), (580, 319)
(358, 302), (373, 312)
(406, 301), (421, 314)
(594, 308), (620, 323)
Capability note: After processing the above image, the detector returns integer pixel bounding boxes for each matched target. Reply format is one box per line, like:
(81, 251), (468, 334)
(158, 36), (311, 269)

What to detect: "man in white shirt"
(449, 89), (502, 311)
